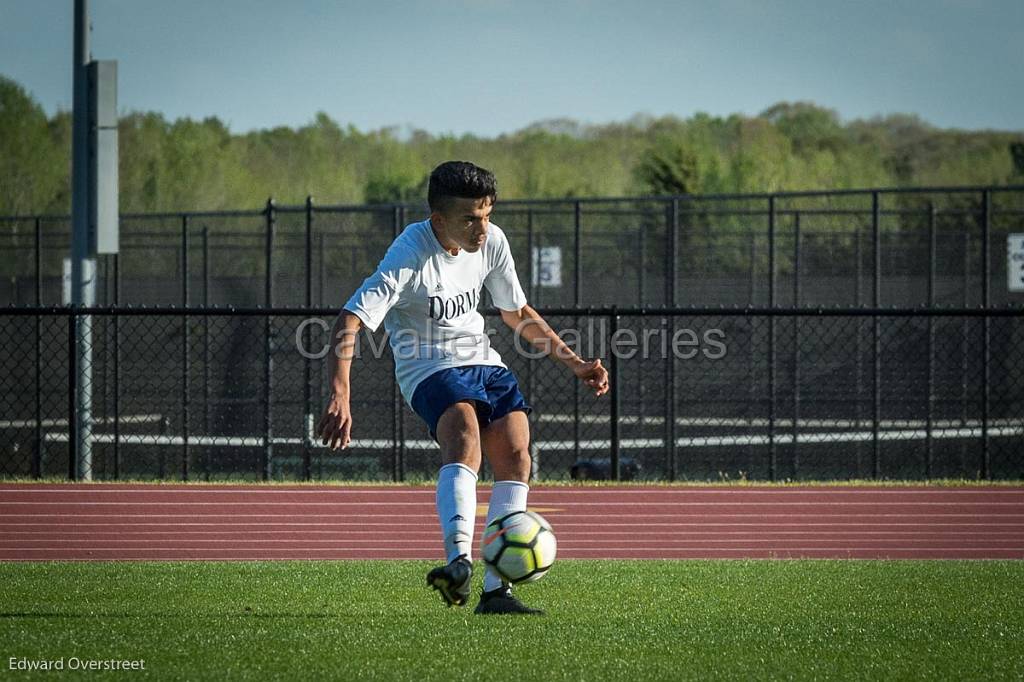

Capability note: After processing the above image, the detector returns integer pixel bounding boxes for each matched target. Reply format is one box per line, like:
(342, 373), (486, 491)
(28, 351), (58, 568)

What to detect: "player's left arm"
(499, 305), (609, 397)
(483, 224), (608, 396)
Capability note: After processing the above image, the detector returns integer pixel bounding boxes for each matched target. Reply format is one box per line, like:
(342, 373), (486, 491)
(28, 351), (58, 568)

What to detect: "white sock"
(436, 463), (478, 563)
(483, 480), (530, 592)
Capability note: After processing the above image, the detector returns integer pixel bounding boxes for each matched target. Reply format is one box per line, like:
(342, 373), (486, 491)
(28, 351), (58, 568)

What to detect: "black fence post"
(638, 221), (646, 305)
(181, 215), (190, 481)
(792, 211), (801, 478)
(33, 217), (42, 479)
(526, 209), (536, 423)
(960, 229), (970, 467)
(854, 223), (863, 475)
(665, 313), (676, 481)
(981, 190), (991, 479)
(303, 196), (314, 481)
(201, 226), (210, 480)
(669, 199), (679, 306)
(872, 192), (881, 479)
(926, 203), (936, 478)
(609, 309), (621, 481)
(666, 200), (678, 480)
(263, 198), (275, 481)
(573, 201), (582, 465)
(317, 230), (326, 482)
(113, 252), (121, 480)
(637, 220), (646, 429)
(397, 206), (406, 481)
(391, 205), (402, 483)
(67, 309), (77, 481)
(768, 196), (777, 481)
(526, 209), (536, 302)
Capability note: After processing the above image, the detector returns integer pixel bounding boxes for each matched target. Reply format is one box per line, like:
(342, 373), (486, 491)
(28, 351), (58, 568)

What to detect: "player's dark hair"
(427, 161), (497, 212)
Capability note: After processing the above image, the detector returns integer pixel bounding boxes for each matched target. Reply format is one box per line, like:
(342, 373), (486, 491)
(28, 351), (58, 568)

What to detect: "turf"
(2, 561), (1023, 680)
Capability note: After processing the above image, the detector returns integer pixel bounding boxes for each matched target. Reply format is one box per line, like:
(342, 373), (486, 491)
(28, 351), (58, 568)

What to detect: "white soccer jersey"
(344, 219), (528, 402)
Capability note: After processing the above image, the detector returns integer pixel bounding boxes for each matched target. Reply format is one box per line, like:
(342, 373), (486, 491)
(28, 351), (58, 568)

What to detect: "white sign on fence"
(532, 246), (562, 288)
(1009, 234), (1024, 293)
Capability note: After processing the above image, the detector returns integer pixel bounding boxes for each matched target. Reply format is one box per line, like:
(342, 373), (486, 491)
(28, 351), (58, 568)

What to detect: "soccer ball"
(480, 510), (556, 584)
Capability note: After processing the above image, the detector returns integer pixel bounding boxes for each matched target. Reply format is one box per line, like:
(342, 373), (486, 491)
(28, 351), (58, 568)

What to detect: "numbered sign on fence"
(532, 246), (562, 288)
(1009, 234), (1024, 292)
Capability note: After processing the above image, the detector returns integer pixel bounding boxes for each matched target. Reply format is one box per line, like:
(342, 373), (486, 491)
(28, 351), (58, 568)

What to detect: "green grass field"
(2, 561), (1023, 680)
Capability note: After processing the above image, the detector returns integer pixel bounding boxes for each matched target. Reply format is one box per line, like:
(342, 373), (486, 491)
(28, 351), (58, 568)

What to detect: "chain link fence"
(2, 188), (1024, 310)
(1, 307), (1021, 482)
(2, 185), (1022, 481)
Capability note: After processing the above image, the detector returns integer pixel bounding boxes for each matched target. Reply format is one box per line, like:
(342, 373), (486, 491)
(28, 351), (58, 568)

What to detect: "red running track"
(1, 484), (1022, 561)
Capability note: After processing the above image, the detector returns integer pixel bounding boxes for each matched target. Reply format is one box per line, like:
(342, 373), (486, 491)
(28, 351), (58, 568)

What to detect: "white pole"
(71, 0), (94, 480)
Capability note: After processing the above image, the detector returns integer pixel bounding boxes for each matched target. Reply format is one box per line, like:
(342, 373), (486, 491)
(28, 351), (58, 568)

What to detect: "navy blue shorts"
(410, 366), (531, 440)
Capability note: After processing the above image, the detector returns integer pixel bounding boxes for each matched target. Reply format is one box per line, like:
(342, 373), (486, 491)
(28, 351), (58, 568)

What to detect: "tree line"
(2, 74), (1022, 216)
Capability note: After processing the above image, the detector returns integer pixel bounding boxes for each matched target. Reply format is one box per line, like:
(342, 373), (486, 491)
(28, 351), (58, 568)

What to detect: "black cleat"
(426, 556), (473, 607)
(474, 587), (545, 616)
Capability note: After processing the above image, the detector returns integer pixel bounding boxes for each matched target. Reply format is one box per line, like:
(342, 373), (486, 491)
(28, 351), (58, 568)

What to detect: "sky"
(1, 0), (1022, 136)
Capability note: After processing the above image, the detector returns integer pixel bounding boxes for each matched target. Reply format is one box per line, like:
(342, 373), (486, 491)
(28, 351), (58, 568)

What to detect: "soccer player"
(316, 161), (609, 615)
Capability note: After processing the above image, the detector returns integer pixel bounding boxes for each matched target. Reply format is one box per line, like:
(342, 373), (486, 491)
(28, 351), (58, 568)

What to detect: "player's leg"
(425, 400), (486, 607)
(480, 412), (532, 595)
(475, 370), (543, 615)
(435, 401), (483, 563)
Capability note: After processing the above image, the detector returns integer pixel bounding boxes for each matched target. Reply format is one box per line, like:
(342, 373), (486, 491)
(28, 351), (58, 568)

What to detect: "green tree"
(0, 77), (65, 215)
(634, 138), (701, 196)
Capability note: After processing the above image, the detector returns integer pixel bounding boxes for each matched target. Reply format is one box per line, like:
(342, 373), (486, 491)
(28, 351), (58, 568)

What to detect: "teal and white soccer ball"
(480, 510), (556, 584)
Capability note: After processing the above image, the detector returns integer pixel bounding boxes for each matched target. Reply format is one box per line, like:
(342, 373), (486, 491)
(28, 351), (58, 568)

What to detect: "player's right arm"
(316, 240), (416, 450)
(317, 310), (363, 450)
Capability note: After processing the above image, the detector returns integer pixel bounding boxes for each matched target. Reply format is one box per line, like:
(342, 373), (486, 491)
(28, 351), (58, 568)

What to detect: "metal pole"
(638, 222), (646, 305)
(792, 211), (801, 478)
(303, 196), (313, 481)
(669, 199), (679, 306)
(263, 198), (275, 480)
(113, 252), (120, 479)
(181, 215), (190, 480)
(636, 220), (646, 431)
(665, 314), (676, 481)
(981, 190), (991, 478)
(748, 234), (757, 409)
(391, 205), (401, 482)
(71, 0), (94, 481)
(609, 310), (621, 481)
(317, 230), (326, 481)
(526, 209), (536, 303)
(574, 201), (583, 307)
(872, 192), (881, 479)
(201, 225), (210, 480)
(573, 201), (581, 465)
(67, 310), (77, 481)
(667, 200), (678, 480)
(748, 234), (757, 305)
(854, 224), (863, 475)
(957, 229), (970, 475)
(768, 196), (777, 481)
(535, 231), (543, 307)
(33, 218), (42, 479)
(926, 204), (936, 478)
(526, 209), (536, 428)
(397, 206), (406, 481)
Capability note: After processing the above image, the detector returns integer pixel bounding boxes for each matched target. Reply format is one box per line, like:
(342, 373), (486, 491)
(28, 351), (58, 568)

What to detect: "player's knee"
(437, 402), (482, 466)
(495, 446), (532, 482)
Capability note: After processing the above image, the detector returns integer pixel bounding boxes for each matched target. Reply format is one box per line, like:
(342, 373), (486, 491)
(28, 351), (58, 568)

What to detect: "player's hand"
(317, 396), (353, 450)
(574, 358), (609, 397)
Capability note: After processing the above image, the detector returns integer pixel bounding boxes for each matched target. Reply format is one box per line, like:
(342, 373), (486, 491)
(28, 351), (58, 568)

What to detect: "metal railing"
(1, 306), (1021, 482)
(3, 185), (1023, 481)
(2, 187), (1024, 310)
